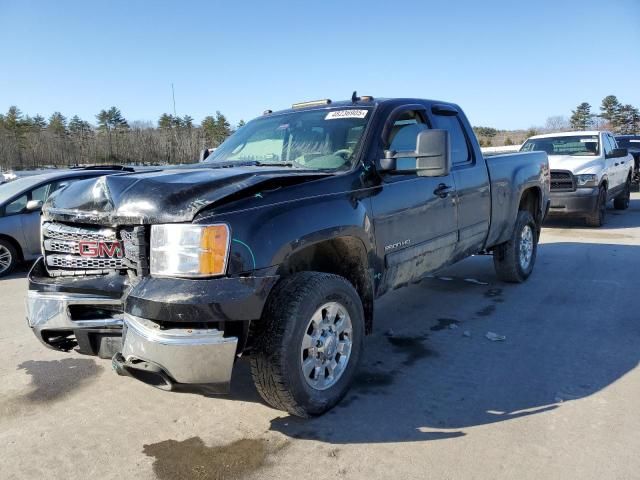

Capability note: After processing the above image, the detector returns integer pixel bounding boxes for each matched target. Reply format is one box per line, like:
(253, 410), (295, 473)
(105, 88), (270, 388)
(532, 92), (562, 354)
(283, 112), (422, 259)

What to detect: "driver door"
(370, 106), (458, 292)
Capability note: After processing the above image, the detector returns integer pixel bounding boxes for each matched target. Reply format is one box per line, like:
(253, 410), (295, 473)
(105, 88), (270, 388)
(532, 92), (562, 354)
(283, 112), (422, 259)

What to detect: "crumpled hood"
(547, 155), (604, 175)
(44, 165), (328, 225)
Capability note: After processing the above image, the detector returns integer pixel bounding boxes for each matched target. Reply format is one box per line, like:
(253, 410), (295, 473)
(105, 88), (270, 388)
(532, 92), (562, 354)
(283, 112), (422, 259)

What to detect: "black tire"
(613, 177), (631, 210)
(586, 186), (607, 227)
(0, 239), (18, 277)
(493, 210), (538, 283)
(250, 271), (364, 417)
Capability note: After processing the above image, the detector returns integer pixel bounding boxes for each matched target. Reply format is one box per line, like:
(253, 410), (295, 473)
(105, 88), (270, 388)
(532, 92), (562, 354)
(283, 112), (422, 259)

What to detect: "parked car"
(521, 131), (634, 227)
(26, 96), (549, 416)
(0, 166), (135, 276)
(614, 135), (640, 186)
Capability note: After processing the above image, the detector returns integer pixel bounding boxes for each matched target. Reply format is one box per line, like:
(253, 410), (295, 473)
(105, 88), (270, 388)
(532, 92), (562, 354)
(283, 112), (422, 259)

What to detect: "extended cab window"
(431, 114), (470, 165)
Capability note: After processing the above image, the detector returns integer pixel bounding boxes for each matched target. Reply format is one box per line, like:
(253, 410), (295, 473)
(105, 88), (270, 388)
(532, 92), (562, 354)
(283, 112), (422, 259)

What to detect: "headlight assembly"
(575, 174), (597, 187)
(150, 224), (230, 278)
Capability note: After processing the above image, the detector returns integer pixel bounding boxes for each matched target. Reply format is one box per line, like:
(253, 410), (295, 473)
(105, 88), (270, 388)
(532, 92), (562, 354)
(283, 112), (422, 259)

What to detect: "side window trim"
(381, 104), (429, 149)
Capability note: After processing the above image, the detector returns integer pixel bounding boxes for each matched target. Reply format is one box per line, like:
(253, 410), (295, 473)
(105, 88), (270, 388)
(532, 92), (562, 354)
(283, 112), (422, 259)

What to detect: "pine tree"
(212, 111), (231, 145)
(570, 103), (593, 131)
(68, 115), (92, 135)
(182, 115), (194, 129)
(201, 115), (216, 145)
(48, 112), (68, 136)
(600, 95), (621, 129)
(618, 105), (640, 134)
(4, 106), (25, 134)
(30, 114), (47, 130)
(158, 113), (174, 129)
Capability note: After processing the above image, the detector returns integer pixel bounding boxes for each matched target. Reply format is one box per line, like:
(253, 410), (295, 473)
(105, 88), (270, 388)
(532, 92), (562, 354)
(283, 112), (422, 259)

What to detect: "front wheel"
(493, 210), (538, 283)
(250, 272), (364, 417)
(586, 186), (607, 227)
(0, 239), (18, 277)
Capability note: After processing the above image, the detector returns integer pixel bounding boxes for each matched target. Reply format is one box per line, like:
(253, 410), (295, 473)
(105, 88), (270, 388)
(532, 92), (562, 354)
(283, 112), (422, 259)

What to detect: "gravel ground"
(1, 193), (639, 480)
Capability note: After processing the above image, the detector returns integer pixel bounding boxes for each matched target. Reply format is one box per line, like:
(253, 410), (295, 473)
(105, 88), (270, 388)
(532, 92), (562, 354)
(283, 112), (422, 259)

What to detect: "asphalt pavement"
(1, 194), (639, 480)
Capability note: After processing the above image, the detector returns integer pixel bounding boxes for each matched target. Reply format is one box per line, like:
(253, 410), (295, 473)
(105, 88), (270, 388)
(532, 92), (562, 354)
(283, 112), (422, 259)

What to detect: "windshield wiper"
(254, 161), (297, 167)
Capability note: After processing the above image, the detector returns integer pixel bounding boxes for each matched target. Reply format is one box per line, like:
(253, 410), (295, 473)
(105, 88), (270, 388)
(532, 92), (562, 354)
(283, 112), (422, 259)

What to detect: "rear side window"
(431, 114), (470, 165)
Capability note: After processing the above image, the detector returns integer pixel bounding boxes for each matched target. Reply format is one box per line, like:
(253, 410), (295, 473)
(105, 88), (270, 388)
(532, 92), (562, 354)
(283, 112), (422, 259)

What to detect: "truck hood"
(547, 155), (604, 175)
(44, 165), (330, 225)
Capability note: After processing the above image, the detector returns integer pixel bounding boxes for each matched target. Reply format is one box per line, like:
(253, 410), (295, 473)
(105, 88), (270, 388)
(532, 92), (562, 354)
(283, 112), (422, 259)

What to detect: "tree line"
(0, 106), (242, 170)
(473, 94), (639, 148)
(570, 95), (639, 133)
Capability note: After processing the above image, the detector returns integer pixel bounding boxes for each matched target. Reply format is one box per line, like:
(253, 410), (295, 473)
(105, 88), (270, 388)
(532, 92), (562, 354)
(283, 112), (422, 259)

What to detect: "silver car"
(0, 167), (134, 276)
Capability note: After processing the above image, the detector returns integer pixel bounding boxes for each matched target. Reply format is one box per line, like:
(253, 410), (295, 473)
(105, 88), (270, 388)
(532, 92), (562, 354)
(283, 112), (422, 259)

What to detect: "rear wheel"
(586, 186), (607, 227)
(250, 271), (364, 417)
(613, 178), (631, 210)
(0, 239), (18, 277)
(493, 210), (538, 283)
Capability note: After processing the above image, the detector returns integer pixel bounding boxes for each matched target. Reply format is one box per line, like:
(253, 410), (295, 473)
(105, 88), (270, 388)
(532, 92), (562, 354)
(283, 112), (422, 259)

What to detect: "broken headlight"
(575, 174), (597, 187)
(150, 224), (230, 278)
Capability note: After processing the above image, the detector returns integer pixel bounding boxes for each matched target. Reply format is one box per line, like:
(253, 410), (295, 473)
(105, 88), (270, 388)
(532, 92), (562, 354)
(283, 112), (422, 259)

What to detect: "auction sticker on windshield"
(325, 109), (368, 120)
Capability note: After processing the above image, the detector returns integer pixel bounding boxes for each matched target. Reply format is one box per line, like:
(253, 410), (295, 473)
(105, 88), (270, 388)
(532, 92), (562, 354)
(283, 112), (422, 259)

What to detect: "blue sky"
(1, 0), (638, 130)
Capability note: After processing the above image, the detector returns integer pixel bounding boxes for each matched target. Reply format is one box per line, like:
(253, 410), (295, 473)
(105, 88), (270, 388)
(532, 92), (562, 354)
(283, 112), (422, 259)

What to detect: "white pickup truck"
(521, 131), (634, 226)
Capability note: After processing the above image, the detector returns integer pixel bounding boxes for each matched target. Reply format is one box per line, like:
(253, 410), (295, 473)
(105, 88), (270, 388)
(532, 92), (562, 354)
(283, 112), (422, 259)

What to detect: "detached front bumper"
(27, 257), (279, 393)
(26, 289), (124, 358)
(548, 188), (599, 217)
(113, 314), (238, 393)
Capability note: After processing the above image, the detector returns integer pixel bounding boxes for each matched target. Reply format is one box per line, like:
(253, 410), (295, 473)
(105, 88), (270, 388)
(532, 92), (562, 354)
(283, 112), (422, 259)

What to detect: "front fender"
(199, 192), (377, 275)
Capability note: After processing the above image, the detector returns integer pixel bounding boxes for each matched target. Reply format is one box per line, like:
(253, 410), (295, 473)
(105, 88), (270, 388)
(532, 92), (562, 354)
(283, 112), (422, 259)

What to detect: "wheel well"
(519, 187), (542, 227)
(277, 237), (374, 334)
(0, 234), (23, 261)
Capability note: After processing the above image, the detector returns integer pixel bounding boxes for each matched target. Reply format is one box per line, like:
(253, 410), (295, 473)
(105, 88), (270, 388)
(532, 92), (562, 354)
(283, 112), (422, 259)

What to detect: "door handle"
(434, 183), (454, 198)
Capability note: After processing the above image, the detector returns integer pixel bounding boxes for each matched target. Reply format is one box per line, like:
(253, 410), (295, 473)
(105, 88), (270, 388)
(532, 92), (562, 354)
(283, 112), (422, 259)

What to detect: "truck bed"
(484, 151), (549, 248)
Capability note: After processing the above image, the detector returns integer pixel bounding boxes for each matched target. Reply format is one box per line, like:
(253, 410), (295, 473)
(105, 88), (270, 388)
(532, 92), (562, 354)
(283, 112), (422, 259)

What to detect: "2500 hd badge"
(26, 95), (549, 417)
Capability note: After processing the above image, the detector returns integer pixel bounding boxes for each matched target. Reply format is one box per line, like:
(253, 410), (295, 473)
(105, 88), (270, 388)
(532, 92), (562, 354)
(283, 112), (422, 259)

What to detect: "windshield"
(615, 137), (640, 148)
(206, 108), (372, 170)
(521, 135), (600, 156)
(0, 175), (46, 202)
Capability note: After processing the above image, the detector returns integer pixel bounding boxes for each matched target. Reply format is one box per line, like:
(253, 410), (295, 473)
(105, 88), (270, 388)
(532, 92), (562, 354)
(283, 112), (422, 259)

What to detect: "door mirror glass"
(415, 129), (451, 177)
(26, 200), (43, 212)
(379, 129), (451, 177)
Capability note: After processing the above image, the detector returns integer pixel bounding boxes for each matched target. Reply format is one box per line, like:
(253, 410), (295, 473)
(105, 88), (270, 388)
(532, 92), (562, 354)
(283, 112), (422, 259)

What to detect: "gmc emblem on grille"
(78, 241), (123, 258)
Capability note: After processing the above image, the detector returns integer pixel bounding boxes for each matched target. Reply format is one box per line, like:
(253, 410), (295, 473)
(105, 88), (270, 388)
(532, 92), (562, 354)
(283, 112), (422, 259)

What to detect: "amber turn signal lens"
(199, 225), (230, 275)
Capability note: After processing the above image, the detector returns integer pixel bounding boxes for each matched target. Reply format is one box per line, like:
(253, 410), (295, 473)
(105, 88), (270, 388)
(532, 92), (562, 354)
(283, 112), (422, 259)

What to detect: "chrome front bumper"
(115, 313), (238, 392)
(27, 290), (239, 393)
(26, 290), (123, 355)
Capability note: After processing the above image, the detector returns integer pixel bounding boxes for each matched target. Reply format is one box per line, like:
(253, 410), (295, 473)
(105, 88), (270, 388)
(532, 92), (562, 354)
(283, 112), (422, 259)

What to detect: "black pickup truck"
(27, 96), (549, 416)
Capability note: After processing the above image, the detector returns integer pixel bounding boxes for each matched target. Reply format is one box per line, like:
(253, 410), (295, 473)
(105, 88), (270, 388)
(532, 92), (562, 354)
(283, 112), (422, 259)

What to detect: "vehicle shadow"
(258, 241), (640, 444)
(544, 196), (640, 230)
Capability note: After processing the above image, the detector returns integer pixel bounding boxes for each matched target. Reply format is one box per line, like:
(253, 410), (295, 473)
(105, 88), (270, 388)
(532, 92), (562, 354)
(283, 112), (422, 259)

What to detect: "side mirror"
(379, 129), (451, 177)
(610, 147), (628, 158)
(26, 200), (43, 212)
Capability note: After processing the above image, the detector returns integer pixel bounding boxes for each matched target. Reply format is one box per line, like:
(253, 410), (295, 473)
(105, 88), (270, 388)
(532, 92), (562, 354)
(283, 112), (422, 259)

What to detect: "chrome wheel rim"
(300, 302), (353, 391)
(0, 245), (12, 274)
(519, 225), (534, 270)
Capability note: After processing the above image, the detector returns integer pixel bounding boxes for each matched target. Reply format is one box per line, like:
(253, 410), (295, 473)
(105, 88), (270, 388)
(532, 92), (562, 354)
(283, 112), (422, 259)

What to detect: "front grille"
(42, 221), (148, 277)
(550, 170), (575, 192)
